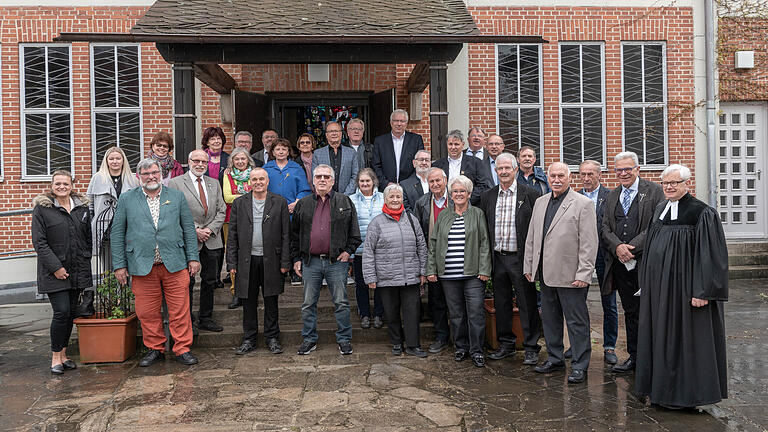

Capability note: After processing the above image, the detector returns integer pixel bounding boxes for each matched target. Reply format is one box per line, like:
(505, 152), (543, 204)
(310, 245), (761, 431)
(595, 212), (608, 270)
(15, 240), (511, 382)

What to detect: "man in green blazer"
(111, 158), (200, 367)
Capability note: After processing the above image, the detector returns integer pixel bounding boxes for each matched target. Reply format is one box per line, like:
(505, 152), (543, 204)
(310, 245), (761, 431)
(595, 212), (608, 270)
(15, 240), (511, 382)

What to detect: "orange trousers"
(131, 264), (193, 355)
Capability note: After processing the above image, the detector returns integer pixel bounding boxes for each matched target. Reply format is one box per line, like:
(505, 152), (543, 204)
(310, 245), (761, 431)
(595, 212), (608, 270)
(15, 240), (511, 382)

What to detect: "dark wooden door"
(232, 89), (272, 152)
(368, 88), (395, 140)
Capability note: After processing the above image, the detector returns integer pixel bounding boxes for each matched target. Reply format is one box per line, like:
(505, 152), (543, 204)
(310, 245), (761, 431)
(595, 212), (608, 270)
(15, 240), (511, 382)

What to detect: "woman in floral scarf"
(147, 131), (183, 185)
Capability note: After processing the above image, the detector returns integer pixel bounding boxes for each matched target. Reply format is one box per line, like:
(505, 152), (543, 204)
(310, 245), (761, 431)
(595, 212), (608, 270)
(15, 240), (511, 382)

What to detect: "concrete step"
(727, 242), (768, 254)
(728, 265), (768, 280)
(205, 302), (428, 326)
(728, 253), (768, 267)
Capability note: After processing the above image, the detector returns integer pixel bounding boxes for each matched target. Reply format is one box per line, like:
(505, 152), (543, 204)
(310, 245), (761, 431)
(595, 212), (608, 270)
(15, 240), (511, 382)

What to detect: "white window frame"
(495, 43), (544, 164)
(19, 43), (75, 181)
(89, 43), (143, 173)
(558, 42), (606, 169)
(620, 41), (669, 169)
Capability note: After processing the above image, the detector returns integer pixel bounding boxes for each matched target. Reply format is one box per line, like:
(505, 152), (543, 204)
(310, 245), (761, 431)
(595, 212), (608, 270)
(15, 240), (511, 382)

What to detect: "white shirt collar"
(188, 170), (204, 183)
(659, 200), (679, 220)
(623, 177), (640, 194)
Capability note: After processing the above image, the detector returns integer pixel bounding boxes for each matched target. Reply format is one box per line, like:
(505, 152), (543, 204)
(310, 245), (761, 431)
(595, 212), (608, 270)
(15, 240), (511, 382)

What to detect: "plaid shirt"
(143, 188), (163, 263)
(494, 182), (517, 252)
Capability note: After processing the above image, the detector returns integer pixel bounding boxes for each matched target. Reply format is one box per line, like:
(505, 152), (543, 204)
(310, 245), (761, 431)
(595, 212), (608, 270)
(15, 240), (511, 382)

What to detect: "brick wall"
(719, 17), (768, 102)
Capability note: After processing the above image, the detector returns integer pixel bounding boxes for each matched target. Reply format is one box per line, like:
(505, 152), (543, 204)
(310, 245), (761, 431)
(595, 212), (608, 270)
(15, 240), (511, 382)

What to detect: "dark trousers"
(243, 256), (280, 342)
(493, 252), (541, 352)
(428, 280), (450, 342)
(540, 282), (591, 371)
(48, 289), (78, 352)
(353, 257), (383, 318)
(596, 252), (618, 350)
(188, 244), (221, 323)
(441, 277), (485, 355)
(613, 263), (640, 358)
(378, 284), (421, 348)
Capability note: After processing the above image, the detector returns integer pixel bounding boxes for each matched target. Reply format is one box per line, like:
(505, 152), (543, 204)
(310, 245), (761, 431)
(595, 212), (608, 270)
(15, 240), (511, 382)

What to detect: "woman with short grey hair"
(363, 183), (428, 357)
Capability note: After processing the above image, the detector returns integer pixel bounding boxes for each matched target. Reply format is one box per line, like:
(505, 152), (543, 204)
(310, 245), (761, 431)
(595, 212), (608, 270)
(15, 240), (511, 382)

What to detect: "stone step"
(727, 242), (768, 254)
(205, 302), (428, 326)
(728, 253), (768, 267)
(728, 265), (768, 280)
(210, 280), (359, 306)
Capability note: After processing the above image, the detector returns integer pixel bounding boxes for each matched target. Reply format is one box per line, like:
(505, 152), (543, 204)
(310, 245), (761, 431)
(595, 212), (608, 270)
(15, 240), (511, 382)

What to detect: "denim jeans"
(301, 257), (352, 343)
(441, 277), (485, 355)
(353, 256), (383, 318)
(601, 290), (618, 351)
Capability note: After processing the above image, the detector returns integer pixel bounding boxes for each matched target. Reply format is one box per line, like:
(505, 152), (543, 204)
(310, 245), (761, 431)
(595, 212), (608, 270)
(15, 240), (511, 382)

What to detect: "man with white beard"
(400, 150), (432, 211)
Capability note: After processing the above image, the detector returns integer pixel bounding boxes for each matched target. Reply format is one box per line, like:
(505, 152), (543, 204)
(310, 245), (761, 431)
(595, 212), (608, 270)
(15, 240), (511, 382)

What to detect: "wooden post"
(429, 62), (448, 160)
(173, 63), (197, 160)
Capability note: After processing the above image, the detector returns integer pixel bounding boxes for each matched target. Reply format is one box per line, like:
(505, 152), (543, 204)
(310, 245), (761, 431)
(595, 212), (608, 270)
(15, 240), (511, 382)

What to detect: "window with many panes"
(20, 45), (73, 179)
(560, 43), (605, 166)
(91, 44), (142, 172)
(622, 42), (667, 166)
(496, 44), (543, 161)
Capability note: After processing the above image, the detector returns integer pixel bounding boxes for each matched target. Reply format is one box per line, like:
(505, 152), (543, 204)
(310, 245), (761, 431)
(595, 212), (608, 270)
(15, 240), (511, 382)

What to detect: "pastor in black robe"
(636, 193), (728, 408)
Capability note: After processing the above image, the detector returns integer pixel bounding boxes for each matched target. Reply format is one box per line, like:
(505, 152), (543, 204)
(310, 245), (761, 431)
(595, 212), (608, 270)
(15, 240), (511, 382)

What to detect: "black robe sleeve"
(692, 207), (729, 301)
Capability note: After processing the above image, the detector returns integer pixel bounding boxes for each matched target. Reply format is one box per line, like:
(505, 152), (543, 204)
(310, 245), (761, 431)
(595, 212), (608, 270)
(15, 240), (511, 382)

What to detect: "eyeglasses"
(189, 159), (208, 164)
(391, 119), (407, 124)
(451, 189), (468, 195)
(314, 174), (332, 179)
(348, 127), (364, 132)
(661, 180), (685, 187)
(415, 158), (431, 162)
(139, 170), (161, 177)
(154, 143), (170, 149)
(614, 166), (638, 174)
(326, 130), (342, 134)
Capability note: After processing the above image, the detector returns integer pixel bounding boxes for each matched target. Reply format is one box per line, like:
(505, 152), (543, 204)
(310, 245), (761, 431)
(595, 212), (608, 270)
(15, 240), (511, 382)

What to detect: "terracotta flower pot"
(484, 298), (524, 350)
(73, 313), (138, 363)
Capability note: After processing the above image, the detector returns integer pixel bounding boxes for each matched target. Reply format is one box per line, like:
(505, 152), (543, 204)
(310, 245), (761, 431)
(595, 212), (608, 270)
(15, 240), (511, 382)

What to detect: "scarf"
(231, 167), (251, 194)
(382, 203), (404, 221)
(205, 148), (222, 157)
(148, 150), (177, 178)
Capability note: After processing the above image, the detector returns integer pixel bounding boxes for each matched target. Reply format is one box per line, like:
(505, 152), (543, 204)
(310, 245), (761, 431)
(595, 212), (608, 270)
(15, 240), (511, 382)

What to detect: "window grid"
(621, 42), (668, 167)
(19, 44), (74, 180)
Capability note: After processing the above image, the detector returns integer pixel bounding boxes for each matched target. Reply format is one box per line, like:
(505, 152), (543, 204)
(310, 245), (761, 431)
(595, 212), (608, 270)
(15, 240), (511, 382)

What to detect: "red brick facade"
(718, 17), (768, 102)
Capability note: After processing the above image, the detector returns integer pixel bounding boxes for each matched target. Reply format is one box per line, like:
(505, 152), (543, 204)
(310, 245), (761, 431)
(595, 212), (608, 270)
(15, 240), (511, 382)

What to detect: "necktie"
(621, 189), (632, 215)
(197, 177), (208, 217)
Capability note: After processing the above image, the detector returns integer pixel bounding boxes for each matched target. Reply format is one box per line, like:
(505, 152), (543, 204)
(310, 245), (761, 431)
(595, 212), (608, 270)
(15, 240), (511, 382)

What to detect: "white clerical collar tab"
(659, 200), (678, 220)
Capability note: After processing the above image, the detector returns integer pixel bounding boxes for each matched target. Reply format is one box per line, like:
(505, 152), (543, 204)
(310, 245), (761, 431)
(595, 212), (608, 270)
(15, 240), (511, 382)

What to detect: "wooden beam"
(406, 63), (430, 93)
(193, 63), (237, 94)
(173, 63), (197, 159)
(429, 62), (449, 160)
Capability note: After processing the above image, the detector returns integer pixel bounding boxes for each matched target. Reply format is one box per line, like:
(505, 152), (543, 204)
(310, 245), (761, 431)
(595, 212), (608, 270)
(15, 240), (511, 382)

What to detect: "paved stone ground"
(0, 280), (766, 431)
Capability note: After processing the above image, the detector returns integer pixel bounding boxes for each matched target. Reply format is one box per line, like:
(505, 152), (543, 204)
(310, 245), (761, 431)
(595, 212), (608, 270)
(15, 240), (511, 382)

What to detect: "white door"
(718, 103), (767, 239)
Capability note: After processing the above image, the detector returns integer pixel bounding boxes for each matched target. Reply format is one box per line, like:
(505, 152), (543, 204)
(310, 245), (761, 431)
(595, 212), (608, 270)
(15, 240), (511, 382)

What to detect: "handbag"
(73, 290), (95, 318)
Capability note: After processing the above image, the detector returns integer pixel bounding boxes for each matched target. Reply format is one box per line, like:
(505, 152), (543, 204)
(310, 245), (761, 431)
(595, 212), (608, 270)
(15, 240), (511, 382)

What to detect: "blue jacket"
(517, 166), (551, 195)
(350, 189), (385, 256)
(264, 160), (312, 205)
(111, 186), (199, 276)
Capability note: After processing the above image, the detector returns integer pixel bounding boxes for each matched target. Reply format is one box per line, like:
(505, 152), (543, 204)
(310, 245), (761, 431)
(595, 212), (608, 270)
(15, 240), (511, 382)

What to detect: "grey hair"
(234, 130), (252, 141)
(348, 118), (365, 128)
(614, 151), (639, 166)
(356, 167), (379, 190)
(446, 129), (464, 143)
(427, 167), (447, 180)
(579, 159), (601, 171)
(313, 164), (336, 178)
(227, 147), (257, 170)
(383, 183), (404, 200)
(467, 126), (486, 138)
(447, 175), (474, 196)
(660, 164), (691, 181)
(415, 149), (431, 160)
(136, 158), (161, 174)
(495, 153), (518, 170)
(324, 121), (342, 132)
(390, 109), (409, 122)
(547, 162), (570, 176)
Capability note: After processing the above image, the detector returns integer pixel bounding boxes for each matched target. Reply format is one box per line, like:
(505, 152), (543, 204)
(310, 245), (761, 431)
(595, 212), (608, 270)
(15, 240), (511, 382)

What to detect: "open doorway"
(280, 104), (364, 148)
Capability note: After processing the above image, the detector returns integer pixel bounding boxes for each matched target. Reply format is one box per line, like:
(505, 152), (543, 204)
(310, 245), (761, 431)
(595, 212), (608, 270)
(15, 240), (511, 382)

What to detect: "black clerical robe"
(636, 193), (729, 407)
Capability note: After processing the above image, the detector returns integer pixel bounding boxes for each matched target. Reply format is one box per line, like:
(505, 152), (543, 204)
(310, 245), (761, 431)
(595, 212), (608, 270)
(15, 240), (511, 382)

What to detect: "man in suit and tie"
(578, 159), (618, 365)
(479, 153), (541, 363)
(524, 162), (597, 384)
(482, 134), (506, 187)
(111, 158), (201, 367)
(347, 118), (373, 170)
(465, 126), (487, 160)
(432, 130), (493, 205)
(253, 129), (278, 164)
(601, 151), (664, 373)
(400, 150), (432, 211)
(372, 109), (424, 190)
(168, 150), (227, 333)
(312, 121), (359, 195)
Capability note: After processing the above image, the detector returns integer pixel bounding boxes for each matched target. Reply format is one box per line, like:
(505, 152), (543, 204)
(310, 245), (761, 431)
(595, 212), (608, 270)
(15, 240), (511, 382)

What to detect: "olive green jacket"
(426, 205), (491, 277)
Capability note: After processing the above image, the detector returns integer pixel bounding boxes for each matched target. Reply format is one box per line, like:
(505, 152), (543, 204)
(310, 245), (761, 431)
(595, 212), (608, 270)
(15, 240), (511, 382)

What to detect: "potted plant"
(73, 270), (138, 363)
(483, 278), (524, 350)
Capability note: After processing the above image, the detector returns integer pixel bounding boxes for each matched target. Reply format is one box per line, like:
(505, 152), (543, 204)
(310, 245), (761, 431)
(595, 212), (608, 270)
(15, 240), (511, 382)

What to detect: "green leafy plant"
(96, 271), (134, 319)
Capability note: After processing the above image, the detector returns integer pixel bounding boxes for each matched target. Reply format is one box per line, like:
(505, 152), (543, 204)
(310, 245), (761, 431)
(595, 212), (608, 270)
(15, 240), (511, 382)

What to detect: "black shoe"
(534, 361), (565, 374)
(139, 349), (165, 367)
(176, 351), (198, 366)
(291, 273), (302, 286)
(564, 348), (572, 359)
(392, 344), (403, 356)
(223, 274), (232, 284)
(372, 316), (383, 329)
(428, 340), (448, 354)
(298, 340), (317, 355)
(405, 347), (428, 358)
(198, 320), (224, 332)
(522, 351), (539, 365)
(568, 369), (587, 383)
(604, 349), (618, 365)
(338, 341), (353, 355)
(361, 316), (371, 329)
(227, 296), (242, 309)
(62, 359), (77, 370)
(488, 346), (516, 360)
(612, 357), (636, 373)
(51, 364), (64, 375)
(266, 338), (283, 354)
(454, 351), (468, 362)
(235, 340), (256, 355)
(472, 355), (486, 368)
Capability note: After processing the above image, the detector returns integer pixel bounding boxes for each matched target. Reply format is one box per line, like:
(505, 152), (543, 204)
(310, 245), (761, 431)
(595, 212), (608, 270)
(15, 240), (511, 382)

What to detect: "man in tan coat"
(524, 162), (597, 384)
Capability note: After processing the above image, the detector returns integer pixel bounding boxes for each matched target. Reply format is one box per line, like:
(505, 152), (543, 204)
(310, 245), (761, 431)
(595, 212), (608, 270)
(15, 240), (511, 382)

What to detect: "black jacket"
(400, 174), (426, 212)
(31, 193), (93, 294)
(432, 155), (494, 205)
(372, 131), (425, 190)
(478, 182), (538, 263)
(291, 191), (362, 263)
(412, 192), (453, 244)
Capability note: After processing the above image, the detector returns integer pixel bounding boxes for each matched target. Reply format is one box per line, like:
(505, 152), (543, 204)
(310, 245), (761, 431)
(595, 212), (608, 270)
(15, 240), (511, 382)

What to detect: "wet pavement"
(0, 280), (766, 431)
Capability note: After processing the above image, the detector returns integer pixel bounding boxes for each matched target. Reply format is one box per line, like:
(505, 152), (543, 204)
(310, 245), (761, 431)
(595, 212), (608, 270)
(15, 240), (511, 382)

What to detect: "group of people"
(31, 108), (729, 410)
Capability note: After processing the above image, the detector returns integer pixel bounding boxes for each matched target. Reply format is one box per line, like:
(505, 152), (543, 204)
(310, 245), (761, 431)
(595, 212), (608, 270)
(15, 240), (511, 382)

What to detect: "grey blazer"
(312, 145), (360, 195)
(167, 173), (227, 250)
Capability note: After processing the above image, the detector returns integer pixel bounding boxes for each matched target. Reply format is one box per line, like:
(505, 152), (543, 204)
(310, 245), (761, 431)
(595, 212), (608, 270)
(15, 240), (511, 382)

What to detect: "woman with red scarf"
(147, 132), (183, 185)
(362, 184), (428, 358)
